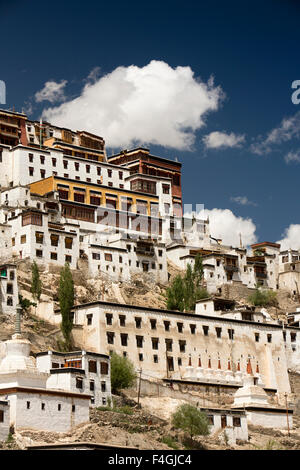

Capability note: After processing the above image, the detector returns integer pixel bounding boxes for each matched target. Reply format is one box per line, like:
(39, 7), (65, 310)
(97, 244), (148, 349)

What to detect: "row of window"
(28, 153), (123, 179)
(103, 314), (234, 338)
(26, 401), (76, 412)
(75, 376), (107, 392)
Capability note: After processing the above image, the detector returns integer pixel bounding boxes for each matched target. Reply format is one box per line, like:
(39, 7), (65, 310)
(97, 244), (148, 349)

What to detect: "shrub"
(166, 254), (209, 311)
(110, 352), (136, 394)
(171, 404), (209, 440)
(248, 288), (277, 307)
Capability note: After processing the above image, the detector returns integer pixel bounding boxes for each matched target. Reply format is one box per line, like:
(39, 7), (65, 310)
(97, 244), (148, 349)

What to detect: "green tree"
(31, 261), (42, 301)
(166, 275), (185, 311)
(248, 287), (277, 307)
(18, 294), (37, 314)
(110, 352), (136, 394)
(166, 254), (209, 311)
(171, 404), (209, 440)
(58, 263), (75, 350)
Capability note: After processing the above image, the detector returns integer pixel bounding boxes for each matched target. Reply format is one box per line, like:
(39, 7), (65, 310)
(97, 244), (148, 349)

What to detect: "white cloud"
(203, 131), (245, 149)
(230, 196), (257, 206)
(35, 80), (68, 104)
(40, 61), (224, 150)
(284, 149), (300, 164)
(277, 224), (300, 250)
(251, 111), (300, 155)
(185, 207), (257, 247)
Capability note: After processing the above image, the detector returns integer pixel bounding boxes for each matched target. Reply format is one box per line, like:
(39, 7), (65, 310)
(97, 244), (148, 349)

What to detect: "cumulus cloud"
(230, 196), (257, 206)
(40, 61), (224, 150)
(277, 224), (300, 250)
(35, 80), (68, 104)
(185, 207), (257, 247)
(251, 111), (300, 155)
(203, 131), (245, 149)
(284, 149), (300, 164)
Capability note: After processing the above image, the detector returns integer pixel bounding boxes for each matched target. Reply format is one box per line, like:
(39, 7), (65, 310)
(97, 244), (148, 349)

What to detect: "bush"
(110, 352), (136, 394)
(166, 254), (209, 312)
(248, 288), (277, 307)
(171, 404), (209, 440)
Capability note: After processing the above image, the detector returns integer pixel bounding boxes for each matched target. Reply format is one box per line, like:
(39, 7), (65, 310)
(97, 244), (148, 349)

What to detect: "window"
(28, 153), (33, 162)
(86, 165), (90, 173)
(158, 250), (163, 257)
(177, 322), (183, 333)
(72, 405), (76, 412)
(162, 184), (170, 194)
(216, 327), (222, 338)
(207, 415), (214, 425)
(29, 167), (34, 176)
(135, 317), (142, 328)
(76, 377), (83, 389)
(36, 249), (43, 258)
(58, 404), (61, 411)
(153, 354), (158, 363)
(203, 325), (209, 336)
(179, 340), (186, 353)
(40, 169), (46, 178)
(119, 315), (126, 327)
(150, 319), (157, 330)
(21, 234), (27, 244)
(107, 332), (115, 344)
(26, 401), (30, 409)
(88, 360), (97, 373)
(9, 271), (15, 281)
(165, 339), (173, 352)
(121, 333), (128, 346)
(106, 313), (113, 325)
(74, 192), (85, 203)
(108, 169), (112, 178)
(105, 253), (113, 262)
(101, 381), (106, 392)
(164, 320), (170, 332)
(65, 237), (73, 249)
(87, 314), (93, 325)
(40, 155), (45, 164)
(152, 338), (159, 350)
(267, 334), (272, 343)
(50, 252), (57, 260)
(167, 357), (174, 371)
(65, 255), (72, 263)
(50, 234), (59, 246)
(35, 231), (44, 244)
(190, 324), (196, 334)
(228, 329), (234, 340)
(178, 358), (182, 366)
(100, 362), (109, 375)
(90, 195), (101, 206)
(291, 332), (297, 343)
(255, 333), (260, 342)
(233, 417), (241, 427)
(139, 353), (143, 361)
(136, 336), (144, 348)
(41, 403), (45, 411)
(119, 171), (123, 179)
(63, 160), (68, 169)
(22, 212), (42, 226)
(52, 158), (56, 167)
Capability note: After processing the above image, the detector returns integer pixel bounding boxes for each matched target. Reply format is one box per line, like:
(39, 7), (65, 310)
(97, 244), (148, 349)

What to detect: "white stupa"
(0, 305), (49, 389)
(232, 374), (269, 407)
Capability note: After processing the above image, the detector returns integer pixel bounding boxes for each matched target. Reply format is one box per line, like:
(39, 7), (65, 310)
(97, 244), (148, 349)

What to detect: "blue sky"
(1, 0), (300, 247)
